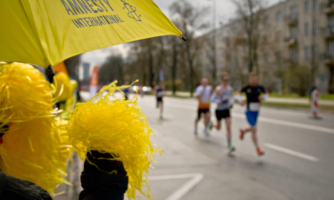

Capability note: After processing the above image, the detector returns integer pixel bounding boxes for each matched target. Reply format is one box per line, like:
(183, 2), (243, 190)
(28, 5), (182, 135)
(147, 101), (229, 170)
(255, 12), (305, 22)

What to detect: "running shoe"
(239, 129), (245, 140)
(228, 145), (235, 153)
(207, 121), (213, 130)
(204, 128), (210, 137)
(257, 148), (265, 156)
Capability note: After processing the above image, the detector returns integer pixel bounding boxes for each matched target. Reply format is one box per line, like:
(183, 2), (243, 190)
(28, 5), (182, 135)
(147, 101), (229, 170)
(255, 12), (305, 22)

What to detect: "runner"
(195, 78), (212, 137)
(154, 81), (165, 119)
(211, 73), (235, 153)
(138, 86), (144, 98)
(237, 72), (268, 156)
(123, 81), (130, 100)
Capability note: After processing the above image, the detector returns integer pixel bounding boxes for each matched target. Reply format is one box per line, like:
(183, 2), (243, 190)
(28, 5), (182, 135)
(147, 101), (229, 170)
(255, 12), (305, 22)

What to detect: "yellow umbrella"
(0, 0), (183, 67)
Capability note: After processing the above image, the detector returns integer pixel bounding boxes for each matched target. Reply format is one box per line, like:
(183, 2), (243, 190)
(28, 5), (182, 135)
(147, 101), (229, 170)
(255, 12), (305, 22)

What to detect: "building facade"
(199, 0), (334, 93)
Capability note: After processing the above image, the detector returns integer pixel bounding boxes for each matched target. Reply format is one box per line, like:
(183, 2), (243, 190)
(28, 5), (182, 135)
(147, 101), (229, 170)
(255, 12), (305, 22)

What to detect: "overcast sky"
(81, 0), (280, 71)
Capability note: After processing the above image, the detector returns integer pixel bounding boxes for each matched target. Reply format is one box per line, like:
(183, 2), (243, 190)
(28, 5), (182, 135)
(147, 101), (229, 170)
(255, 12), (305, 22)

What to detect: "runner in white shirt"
(195, 78), (212, 136)
(211, 73), (235, 153)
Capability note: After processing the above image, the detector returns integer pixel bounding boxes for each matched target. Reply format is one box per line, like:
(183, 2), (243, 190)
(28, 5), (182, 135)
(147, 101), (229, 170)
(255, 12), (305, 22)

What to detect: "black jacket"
(0, 172), (52, 200)
(0, 172), (128, 200)
(0, 151), (128, 200)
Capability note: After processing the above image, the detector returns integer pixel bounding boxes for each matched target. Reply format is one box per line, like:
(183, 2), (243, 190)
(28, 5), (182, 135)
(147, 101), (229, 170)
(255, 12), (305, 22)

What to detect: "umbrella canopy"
(0, 0), (182, 68)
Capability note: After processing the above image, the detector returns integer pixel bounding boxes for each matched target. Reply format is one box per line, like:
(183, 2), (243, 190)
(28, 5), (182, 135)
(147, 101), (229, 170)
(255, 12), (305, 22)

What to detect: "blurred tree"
(64, 55), (81, 100)
(164, 79), (183, 91)
(64, 55), (81, 81)
(121, 0), (209, 93)
(99, 55), (124, 85)
(148, 39), (154, 88)
(163, 19), (182, 96)
(285, 65), (312, 96)
(220, 28), (249, 88)
(171, 36), (179, 95)
(169, 0), (209, 97)
(123, 53), (139, 83)
(127, 41), (148, 86)
(155, 37), (166, 83)
(231, 0), (266, 73)
(125, 38), (161, 88)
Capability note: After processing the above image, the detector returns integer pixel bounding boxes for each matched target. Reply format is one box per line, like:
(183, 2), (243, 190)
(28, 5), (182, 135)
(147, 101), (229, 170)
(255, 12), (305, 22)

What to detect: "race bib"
(249, 103), (260, 111)
(157, 91), (163, 97)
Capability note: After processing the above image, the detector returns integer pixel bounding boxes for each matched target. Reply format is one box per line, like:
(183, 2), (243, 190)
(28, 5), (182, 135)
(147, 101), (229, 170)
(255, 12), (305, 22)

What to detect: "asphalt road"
(56, 94), (334, 200)
(133, 95), (334, 200)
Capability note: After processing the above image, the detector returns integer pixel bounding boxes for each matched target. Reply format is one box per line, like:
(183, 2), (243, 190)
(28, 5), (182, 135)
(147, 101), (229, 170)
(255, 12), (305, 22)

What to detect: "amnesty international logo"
(121, 0), (141, 22)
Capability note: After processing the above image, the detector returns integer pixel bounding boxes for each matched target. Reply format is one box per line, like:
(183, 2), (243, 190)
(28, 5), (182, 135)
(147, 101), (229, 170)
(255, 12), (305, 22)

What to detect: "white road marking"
(265, 143), (319, 162)
(150, 173), (204, 200)
(232, 113), (334, 135)
(162, 103), (334, 135)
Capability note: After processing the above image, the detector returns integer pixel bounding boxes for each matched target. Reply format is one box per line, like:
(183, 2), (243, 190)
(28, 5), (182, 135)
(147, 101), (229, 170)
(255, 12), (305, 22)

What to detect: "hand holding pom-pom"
(83, 151), (127, 176)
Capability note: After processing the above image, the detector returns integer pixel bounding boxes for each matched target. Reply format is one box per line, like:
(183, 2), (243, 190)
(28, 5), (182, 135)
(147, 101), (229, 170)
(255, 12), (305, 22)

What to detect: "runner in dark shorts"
(197, 108), (209, 118)
(123, 81), (130, 100)
(195, 78), (212, 137)
(211, 72), (235, 153)
(156, 96), (163, 104)
(215, 109), (230, 121)
(154, 82), (165, 119)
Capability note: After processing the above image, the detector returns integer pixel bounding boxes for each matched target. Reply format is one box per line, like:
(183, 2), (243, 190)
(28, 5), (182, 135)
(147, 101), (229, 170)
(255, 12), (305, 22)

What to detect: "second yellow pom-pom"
(66, 81), (161, 199)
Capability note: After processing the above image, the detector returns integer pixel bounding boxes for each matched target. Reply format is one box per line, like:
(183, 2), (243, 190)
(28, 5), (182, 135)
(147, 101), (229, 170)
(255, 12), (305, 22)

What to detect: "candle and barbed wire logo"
(121, 0), (141, 22)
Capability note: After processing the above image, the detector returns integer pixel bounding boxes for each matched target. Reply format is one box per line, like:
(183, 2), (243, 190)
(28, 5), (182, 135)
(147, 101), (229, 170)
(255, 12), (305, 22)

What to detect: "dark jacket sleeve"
(0, 172), (52, 200)
(79, 174), (128, 200)
(241, 86), (247, 93)
(79, 151), (128, 200)
(260, 86), (266, 93)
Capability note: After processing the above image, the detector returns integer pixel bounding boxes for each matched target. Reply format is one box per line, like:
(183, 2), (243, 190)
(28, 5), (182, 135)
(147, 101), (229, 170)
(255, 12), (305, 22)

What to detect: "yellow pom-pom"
(66, 80), (161, 199)
(54, 72), (72, 102)
(70, 80), (78, 91)
(56, 118), (73, 163)
(0, 62), (68, 195)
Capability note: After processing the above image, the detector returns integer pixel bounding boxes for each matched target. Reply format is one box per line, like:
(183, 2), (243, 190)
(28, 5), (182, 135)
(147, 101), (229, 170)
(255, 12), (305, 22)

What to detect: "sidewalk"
(266, 97), (334, 106)
(79, 91), (334, 107)
(165, 91), (334, 106)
